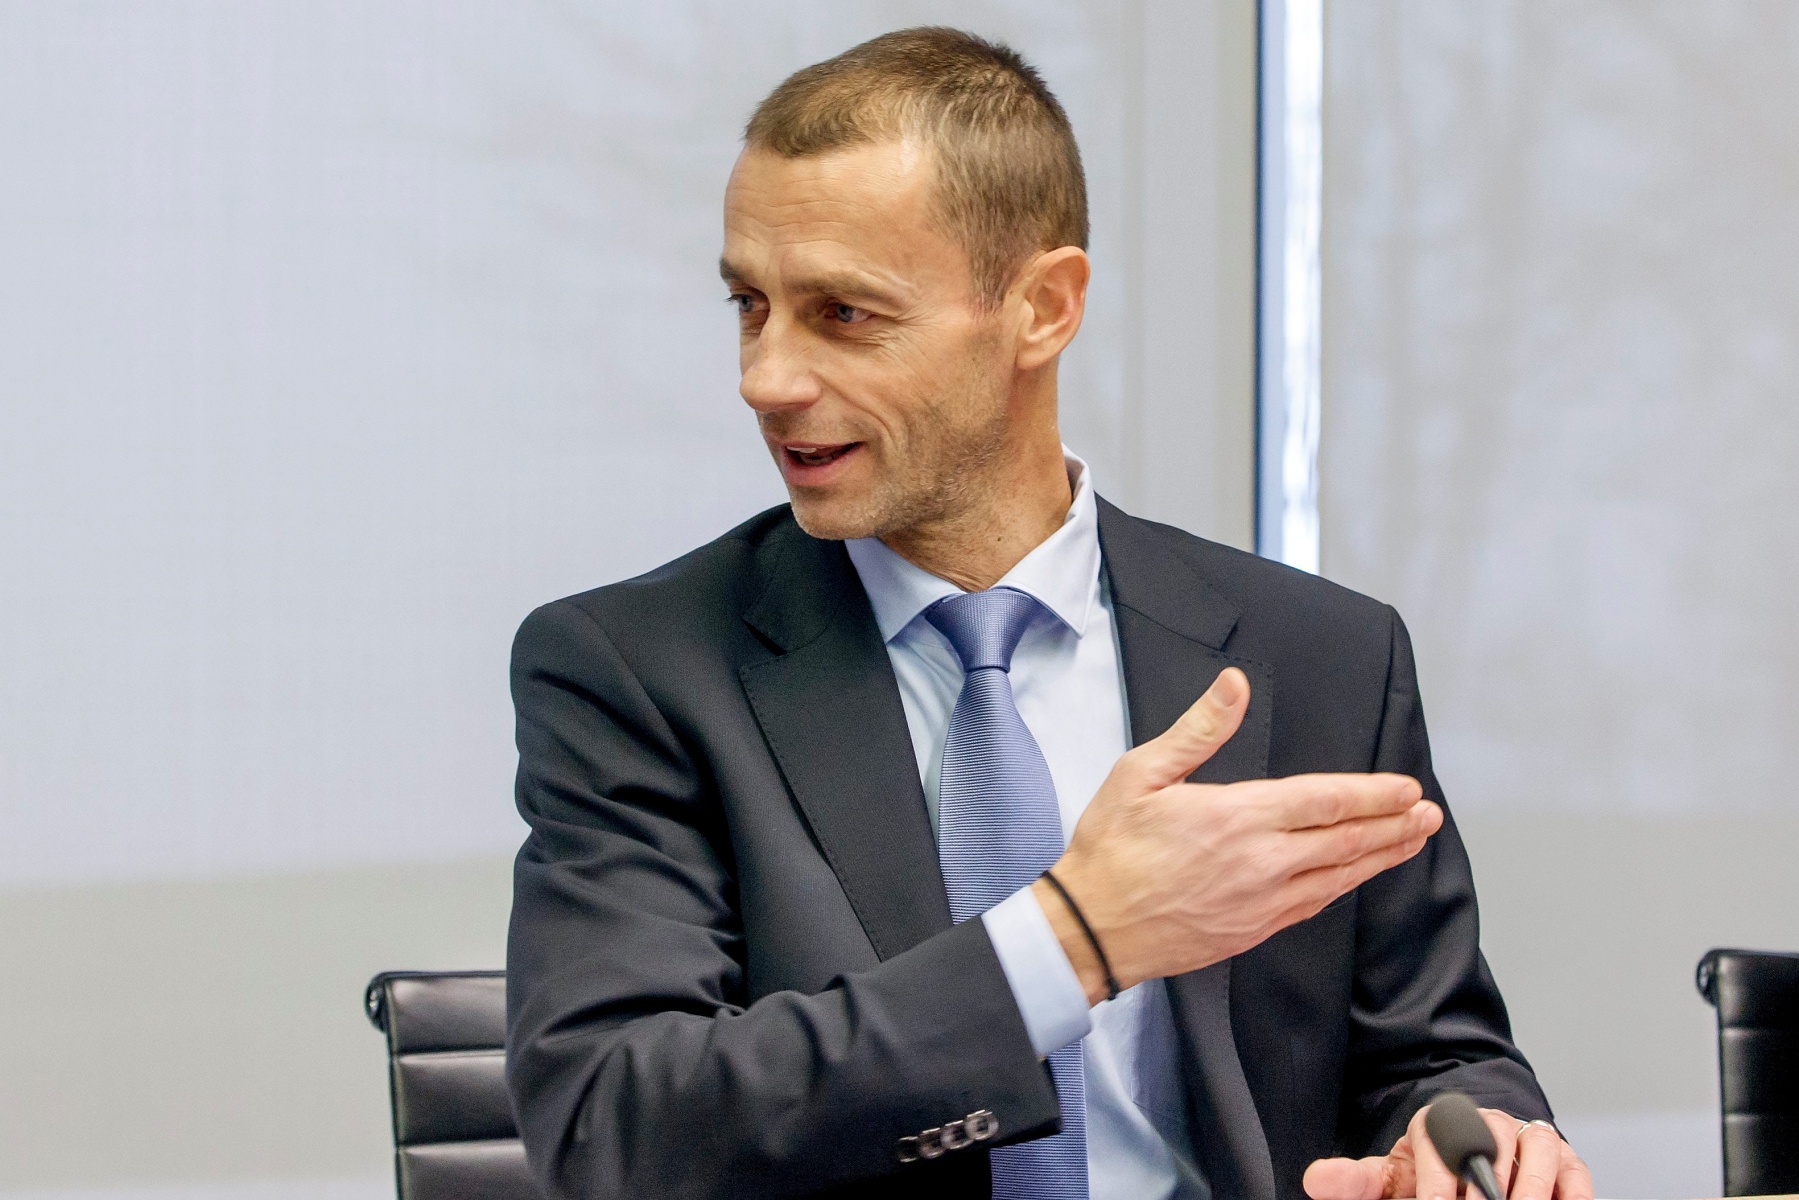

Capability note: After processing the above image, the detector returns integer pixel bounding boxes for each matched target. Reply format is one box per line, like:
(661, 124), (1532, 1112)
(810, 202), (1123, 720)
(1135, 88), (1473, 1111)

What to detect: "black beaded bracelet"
(1040, 869), (1121, 1002)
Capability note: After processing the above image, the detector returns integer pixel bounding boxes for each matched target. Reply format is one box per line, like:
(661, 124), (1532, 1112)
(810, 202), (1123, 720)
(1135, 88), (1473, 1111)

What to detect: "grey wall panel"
(1122, 0), (1259, 545)
(1322, 2), (1799, 1192)
(0, 858), (513, 1190)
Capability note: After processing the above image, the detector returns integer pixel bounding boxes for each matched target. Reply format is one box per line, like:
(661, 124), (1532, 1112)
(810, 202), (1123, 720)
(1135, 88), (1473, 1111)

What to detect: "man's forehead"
(721, 141), (961, 291)
(727, 140), (934, 210)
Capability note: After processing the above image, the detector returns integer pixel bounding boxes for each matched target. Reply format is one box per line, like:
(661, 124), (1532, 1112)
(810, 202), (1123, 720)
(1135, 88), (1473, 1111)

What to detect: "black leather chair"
(1697, 948), (1799, 1196)
(365, 969), (540, 1199)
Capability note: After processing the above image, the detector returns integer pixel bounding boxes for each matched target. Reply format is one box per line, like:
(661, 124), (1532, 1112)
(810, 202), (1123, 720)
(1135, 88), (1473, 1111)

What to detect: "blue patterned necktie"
(926, 587), (1088, 1200)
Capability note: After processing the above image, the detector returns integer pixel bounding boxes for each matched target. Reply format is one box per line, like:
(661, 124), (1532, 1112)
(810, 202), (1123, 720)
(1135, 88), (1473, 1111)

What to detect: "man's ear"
(1012, 246), (1091, 371)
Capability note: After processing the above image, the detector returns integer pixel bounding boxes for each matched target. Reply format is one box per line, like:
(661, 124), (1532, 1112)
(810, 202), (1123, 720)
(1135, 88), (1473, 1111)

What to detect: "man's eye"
(727, 293), (755, 315)
(830, 303), (872, 325)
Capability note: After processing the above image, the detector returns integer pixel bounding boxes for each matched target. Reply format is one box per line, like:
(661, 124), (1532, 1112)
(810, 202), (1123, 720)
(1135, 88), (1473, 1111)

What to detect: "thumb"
(1132, 667), (1249, 788)
(1303, 1156), (1398, 1200)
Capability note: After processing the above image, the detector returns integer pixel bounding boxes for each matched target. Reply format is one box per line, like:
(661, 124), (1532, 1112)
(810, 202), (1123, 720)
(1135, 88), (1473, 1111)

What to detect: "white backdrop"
(0, 1), (1147, 887)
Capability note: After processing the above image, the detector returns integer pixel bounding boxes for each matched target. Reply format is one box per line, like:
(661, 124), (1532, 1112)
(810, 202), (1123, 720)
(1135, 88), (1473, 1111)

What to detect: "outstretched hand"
(1302, 1103), (1593, 1200)
(1035, 667), (1443, 1004)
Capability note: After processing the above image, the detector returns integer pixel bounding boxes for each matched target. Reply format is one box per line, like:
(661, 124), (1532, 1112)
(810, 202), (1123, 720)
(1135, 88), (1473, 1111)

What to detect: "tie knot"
(925, 587), (1046, 674)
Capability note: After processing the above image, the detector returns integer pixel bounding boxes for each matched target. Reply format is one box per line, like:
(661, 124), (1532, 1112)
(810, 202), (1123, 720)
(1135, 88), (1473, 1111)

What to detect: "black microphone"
(1424, 1091), (1504, 1200)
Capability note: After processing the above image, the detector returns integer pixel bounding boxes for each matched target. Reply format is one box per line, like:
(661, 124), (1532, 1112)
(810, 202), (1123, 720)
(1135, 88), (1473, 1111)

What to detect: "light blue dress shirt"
(845, 451), (1205, 1200)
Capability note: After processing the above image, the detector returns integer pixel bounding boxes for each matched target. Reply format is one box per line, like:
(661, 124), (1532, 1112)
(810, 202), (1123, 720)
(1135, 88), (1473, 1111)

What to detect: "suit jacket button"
(896, 1136), (921, 1163)
(916, 1128), (946, 1159)
(966, 1110), (998, 1141)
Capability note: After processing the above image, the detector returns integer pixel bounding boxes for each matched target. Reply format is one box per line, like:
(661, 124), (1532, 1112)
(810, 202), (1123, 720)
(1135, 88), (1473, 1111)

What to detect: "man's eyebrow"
(798, 271), (904, 305)
(719, 257), (908, 307)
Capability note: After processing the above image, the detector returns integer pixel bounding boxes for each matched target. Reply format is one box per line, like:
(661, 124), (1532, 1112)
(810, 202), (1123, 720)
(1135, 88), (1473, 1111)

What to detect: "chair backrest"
(1697, 948), (1799, 1196)
(365, 970), (540, 1200)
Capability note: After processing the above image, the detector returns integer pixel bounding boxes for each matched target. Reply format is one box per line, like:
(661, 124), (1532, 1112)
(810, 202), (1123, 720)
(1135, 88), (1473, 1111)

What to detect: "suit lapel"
(1098, 498), (1279, 1200)
(738, 519), (952, 961)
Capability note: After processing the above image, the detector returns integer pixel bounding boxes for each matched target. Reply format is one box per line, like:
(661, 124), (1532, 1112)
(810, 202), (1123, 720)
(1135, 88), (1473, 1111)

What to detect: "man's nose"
(739, 314), (822, 415)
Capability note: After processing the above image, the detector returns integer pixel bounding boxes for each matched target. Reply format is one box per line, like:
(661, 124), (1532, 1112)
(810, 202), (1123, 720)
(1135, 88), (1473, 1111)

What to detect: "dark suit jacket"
(505, 498), (1550, 1200)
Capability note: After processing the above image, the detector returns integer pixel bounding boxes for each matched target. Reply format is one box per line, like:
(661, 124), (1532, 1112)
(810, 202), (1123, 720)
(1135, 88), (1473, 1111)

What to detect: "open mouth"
(782, 442), (859, 469)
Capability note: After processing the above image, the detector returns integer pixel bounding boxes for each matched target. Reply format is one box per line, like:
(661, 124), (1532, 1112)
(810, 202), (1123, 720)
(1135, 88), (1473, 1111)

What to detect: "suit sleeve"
(1338, 607), (1553, 1154)
(503, 599), (1061, 1200)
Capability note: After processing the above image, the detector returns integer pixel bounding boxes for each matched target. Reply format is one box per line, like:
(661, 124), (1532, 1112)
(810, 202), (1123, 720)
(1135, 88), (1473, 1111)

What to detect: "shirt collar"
(845, 448), (1102, 644)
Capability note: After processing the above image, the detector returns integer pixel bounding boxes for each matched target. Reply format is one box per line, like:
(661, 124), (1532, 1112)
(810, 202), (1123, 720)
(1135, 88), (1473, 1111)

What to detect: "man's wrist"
(981, 888), (1093, 1056)
(1030, 876), (1112, 1007)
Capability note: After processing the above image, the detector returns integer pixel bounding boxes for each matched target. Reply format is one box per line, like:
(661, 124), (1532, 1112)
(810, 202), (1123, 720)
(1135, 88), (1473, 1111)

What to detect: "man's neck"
(879, 437), (1073, 592)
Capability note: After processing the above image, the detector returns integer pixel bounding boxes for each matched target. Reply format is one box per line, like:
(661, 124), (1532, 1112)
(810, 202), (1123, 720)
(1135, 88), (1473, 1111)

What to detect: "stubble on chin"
(784, 449), (940, 542)
(786, 402), (1010, 544)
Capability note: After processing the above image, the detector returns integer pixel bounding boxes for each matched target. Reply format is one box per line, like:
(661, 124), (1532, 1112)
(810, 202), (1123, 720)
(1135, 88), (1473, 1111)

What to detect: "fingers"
(1302, 1156), (1394, 1200)
(1409, 1103), (1460, 1200)
(1270, 772), (1426, 830)
(1479, 1108), (1521, 1193)
(1278, 806), (1439, 919)
(1510, 1123), (1572, 1200)
(1285, 802), (1442, 874)
(1127, 667), (1250, 789)
(1556, 1141), (1595, 1200)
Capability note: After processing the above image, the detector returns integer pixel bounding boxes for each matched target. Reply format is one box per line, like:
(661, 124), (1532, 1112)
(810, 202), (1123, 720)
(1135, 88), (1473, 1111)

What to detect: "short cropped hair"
(744, 27), (1088, 309)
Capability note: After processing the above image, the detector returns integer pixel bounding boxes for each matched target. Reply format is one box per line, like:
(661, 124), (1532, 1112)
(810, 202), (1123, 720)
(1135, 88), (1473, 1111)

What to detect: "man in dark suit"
(505, 27), (1593, 1200)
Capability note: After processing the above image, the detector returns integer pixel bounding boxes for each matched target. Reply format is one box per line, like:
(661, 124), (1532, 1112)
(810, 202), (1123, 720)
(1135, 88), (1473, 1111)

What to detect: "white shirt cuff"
(982, 885), (1094, 1057)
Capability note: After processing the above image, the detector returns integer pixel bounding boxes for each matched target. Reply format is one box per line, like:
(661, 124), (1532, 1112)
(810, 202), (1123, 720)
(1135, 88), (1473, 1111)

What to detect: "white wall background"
(0, 0), (1253, 892)
(0, 2), (1255, 1193)
(1322, 2), (1799, 1196)
(0, 3), (1062, 889)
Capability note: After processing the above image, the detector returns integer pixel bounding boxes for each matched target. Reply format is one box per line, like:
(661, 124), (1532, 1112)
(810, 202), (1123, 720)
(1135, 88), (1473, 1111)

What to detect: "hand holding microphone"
(1425, 1092), (1506, 1200)
(1302, 1088), (1593, 1200)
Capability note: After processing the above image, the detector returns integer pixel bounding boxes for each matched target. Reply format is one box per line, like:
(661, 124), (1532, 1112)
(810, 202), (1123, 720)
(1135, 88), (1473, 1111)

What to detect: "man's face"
(721, 140), (1015, 541)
